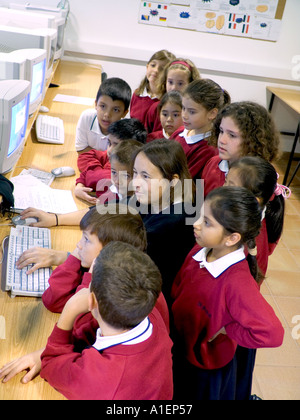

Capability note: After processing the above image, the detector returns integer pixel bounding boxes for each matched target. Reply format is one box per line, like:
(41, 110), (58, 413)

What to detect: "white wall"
(61, 0), (300, 152)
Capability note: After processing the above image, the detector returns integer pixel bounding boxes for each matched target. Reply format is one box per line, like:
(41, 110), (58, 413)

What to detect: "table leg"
(283, 121), (300, 185)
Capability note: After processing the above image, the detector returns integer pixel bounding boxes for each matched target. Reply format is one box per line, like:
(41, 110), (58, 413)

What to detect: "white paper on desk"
(53, 94), (95, 106)
(10, 174), (78, 214)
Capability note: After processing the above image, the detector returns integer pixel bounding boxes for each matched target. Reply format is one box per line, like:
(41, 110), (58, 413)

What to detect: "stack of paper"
(10, 174), (78, 214)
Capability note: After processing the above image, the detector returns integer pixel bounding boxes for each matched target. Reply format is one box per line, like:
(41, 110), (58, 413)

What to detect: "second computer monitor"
(0, 48), (47, 116)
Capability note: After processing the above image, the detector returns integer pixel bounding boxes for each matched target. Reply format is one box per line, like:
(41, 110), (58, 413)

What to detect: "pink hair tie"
(171, 60), (192, 72)
(274, 183), (291, 199)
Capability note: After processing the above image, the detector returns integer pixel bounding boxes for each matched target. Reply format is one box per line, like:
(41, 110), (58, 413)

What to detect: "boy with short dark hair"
(40, 241), (173, 400)
(75, 77), (132, 154)
(42, 205), (147, 313)
(76, 119), (146, 203)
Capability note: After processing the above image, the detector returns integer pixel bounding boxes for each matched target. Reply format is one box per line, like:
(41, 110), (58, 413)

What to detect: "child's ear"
(95, 100), (98, 110)
(88, 291), (98, 312)
(208, 107), (218, 121)
(225, 232), (241, 248)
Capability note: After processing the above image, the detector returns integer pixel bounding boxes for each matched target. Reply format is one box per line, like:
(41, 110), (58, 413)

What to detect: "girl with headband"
(145, 58), (201, 133)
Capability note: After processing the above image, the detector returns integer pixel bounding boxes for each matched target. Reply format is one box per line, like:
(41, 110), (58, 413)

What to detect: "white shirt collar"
(140, 87), (158, 99)
(192, 247), (245, 278)
(180, 128), (211, 144)
(218, 159), (229, 175)
(90, 114), (108, 139)
(93, 317), (152, 351)
(109, 184), (122, 200)
(163, 128), (170, 139)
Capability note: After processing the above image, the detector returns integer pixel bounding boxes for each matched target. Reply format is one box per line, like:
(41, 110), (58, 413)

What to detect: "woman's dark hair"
(133, 138), (195, 204)
(206, 186), (263, 283)
(230, 156), (285, 244)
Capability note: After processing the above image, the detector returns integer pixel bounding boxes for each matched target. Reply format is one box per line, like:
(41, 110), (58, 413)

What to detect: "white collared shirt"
(93, 317), (153, 351)
(180, 129), (211, 145)
(75, 108), (109, 151)
(218, 159), (229, 176)
(192, 247), (246, 278)
(109, 184), (122, 200)
(140, 87), (158, 100)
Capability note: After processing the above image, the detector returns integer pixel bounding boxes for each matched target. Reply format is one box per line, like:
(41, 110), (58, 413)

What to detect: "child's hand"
(0, 348), (44, 384)
(57, 288), (90, 331)
(16, 248), (68, 273)
(75, 184), (97, 205)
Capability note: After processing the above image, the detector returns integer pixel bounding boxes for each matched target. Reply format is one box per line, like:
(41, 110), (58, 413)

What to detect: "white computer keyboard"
(5, 226), (52, 297)
(35, 114), (65, 145)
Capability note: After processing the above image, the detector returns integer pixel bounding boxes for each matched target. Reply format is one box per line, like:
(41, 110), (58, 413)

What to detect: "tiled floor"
(251, 154), (300, 400)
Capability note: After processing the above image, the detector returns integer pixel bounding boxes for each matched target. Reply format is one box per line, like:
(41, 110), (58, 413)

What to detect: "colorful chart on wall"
(138, 0), (286, 41)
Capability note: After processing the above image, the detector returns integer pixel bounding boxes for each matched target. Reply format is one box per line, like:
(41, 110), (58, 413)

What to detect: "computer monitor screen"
(0, 48), (47, 116)
(0, 79), (30, 174)
(8, 94), (29, 156)
(30, 55), (46, 106)
(0, 25), (57, 81)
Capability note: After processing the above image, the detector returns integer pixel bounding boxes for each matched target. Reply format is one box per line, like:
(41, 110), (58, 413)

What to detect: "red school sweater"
(144, 101), (162, 133)
(40, 308), (173, 400)
(77, 149), (110, 173)
(202, 155), (226, 197)
(171, 128), (218, 180)
(42, 255), (170, 331)
(171, 247), (284, 370)
(130, 92), (159, 127)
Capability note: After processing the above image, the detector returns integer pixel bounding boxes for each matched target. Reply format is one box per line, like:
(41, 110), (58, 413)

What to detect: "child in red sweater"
(130, 49), (175, 126)
(40, 241), (173, 400)
(75, 118), (147, 204)
(202, 101), (280, 197)
(76, 140), (143, 205)
(171, 186), (284, 400)
(145, 58), (200, 134)
(147, 91), (183, 142)
(0, 207), (171, 385)
(225, 156), (290, 278)
(171, 79), (230, 180)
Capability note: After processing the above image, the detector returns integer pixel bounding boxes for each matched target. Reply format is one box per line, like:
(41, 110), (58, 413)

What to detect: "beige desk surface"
(267, 86), (300, 115)
(0, 60), (102, 400)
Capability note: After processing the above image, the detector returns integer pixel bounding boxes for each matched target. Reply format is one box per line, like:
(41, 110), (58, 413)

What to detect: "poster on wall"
(138, 0), (286, 42)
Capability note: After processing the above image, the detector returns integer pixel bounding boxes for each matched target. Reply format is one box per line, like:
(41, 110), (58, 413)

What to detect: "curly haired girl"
(202, 101), (280, 196)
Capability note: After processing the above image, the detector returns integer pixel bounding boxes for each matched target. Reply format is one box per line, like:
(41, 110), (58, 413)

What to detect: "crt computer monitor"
(0, 79), (30, 174)
(0, 24), (57, 81)
(0, 48), (47, 116)
(8, 3), (66, 60)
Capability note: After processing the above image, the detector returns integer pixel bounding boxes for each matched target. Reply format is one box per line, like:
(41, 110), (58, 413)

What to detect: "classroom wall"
(1, 0), (299, 152)
(61, 0), (300, 153)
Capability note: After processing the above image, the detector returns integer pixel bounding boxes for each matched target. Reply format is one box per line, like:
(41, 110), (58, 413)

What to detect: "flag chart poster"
(138, 0), (286, 42)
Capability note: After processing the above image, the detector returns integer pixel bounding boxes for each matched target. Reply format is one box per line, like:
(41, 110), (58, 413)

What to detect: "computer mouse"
(12, 216), (38, 226)
(51, 166), (76, 177)
(39, 105), (49, 113)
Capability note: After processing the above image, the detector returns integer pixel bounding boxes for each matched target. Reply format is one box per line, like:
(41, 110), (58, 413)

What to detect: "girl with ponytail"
(171, 186), (284, 400)
(225, 156), (290, 278)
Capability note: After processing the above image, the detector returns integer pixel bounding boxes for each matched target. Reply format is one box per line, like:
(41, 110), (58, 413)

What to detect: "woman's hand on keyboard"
(0, 348), (44, 384)
(16, 248), (68, 274)
(20, 207), (57, 227)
